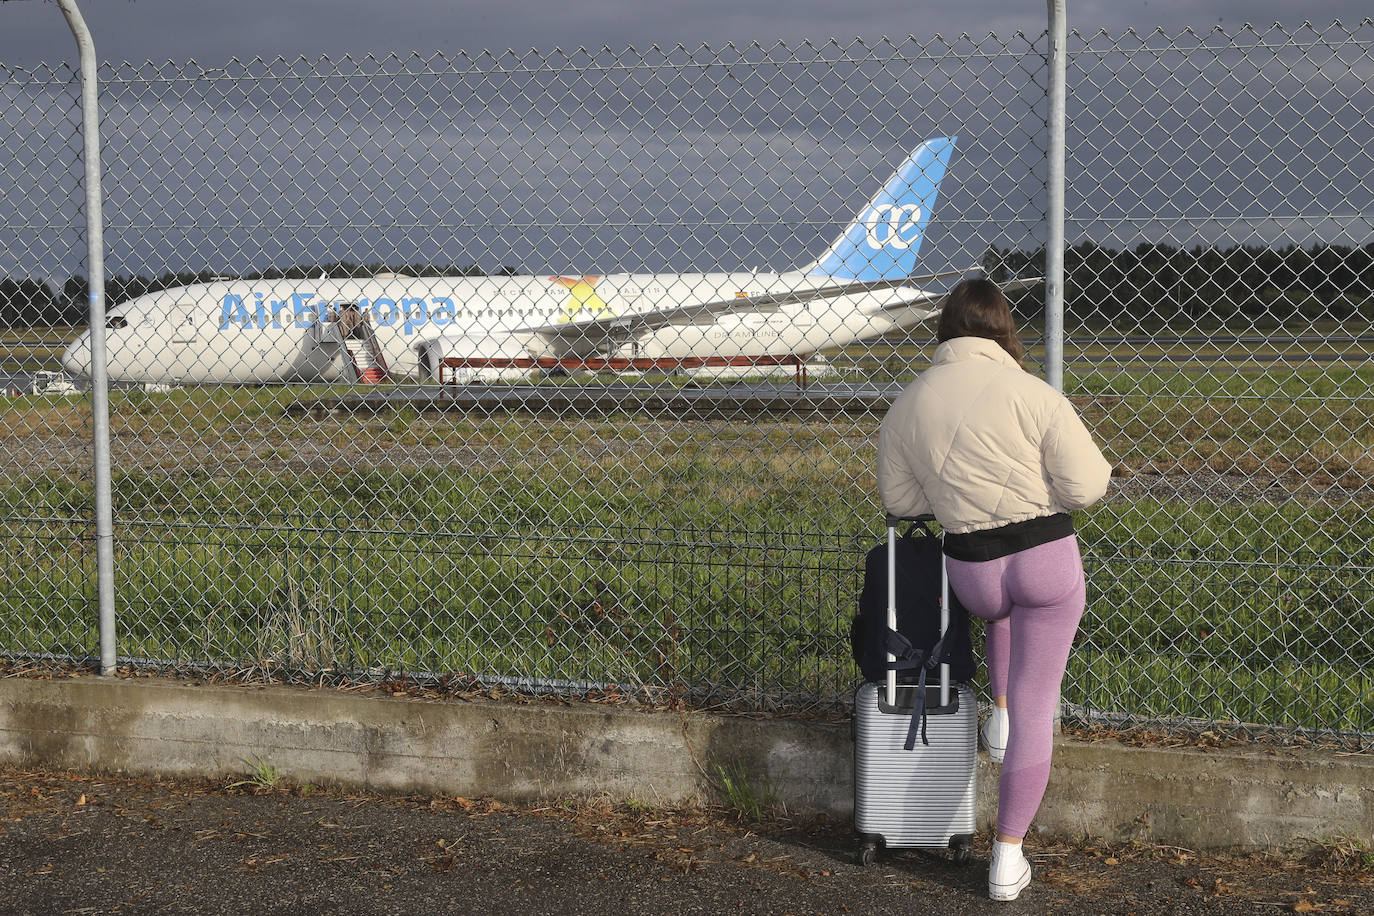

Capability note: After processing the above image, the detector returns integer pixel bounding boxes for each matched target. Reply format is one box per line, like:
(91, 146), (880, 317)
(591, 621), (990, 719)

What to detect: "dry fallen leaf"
(75, 795), (86, 806)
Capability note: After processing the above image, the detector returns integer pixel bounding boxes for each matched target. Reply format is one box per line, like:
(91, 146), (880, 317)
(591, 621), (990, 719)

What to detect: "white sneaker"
(981, 707), (1008, 763)
(988, 840), (1032, 901)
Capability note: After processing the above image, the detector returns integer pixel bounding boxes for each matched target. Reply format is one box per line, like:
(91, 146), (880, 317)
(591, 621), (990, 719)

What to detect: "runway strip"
(285, 381), (908, 419)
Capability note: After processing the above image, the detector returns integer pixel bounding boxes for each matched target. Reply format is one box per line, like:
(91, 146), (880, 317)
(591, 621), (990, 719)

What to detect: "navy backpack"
(850, 521), (977, 686)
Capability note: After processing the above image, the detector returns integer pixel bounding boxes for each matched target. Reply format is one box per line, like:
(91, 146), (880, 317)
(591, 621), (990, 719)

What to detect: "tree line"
(985, 241), (1374, 324)
(0, 262), (518, 328)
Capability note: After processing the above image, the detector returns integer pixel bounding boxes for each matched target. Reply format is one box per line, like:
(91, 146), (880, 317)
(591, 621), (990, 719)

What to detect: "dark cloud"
(1, 4), (1369, 285)
(0, 0), (1368, 69)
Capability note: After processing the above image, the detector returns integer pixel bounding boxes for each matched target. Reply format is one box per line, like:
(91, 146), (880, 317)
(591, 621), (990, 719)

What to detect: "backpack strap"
(901, 520), (937, 543)
(882, 629), (917, 663)
(882, 628), (950, 750)
(900, 633), (949, 750)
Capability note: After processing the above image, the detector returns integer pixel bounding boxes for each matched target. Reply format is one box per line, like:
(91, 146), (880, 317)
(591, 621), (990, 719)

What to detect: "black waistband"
(942, 513), (1075, 562)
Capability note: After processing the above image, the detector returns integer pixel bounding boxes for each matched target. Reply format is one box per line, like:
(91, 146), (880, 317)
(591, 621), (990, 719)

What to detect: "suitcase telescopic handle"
(884, 514), (951, 710)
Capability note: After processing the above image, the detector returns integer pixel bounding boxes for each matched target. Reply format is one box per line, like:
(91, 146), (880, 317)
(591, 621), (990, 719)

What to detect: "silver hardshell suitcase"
(854, 514), (977, 866)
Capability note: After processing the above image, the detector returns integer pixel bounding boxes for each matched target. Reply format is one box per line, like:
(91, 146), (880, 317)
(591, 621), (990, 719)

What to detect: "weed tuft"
(1302, 835), (1374, 872)
(713, 762), (781, 823)
(226, 757), (282, 793)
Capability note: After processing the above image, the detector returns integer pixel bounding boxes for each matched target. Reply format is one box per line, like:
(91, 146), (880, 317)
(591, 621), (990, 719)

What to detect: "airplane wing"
(521, 267), (974, 355)
(859, 274), (1044, 315)
(998, 275), (1045, 295)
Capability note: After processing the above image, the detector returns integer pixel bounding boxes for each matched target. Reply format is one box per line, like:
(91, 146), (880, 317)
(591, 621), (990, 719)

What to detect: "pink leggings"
(945, 535), (1085, 839)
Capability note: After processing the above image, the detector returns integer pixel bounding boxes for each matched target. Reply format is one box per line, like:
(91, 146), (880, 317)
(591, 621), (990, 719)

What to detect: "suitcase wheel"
(856, 836), (881, 867)
(949, 834), (974, 866)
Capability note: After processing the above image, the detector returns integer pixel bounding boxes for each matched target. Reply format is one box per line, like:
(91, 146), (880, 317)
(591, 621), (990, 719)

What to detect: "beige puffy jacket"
(877, 336), (1111, 534)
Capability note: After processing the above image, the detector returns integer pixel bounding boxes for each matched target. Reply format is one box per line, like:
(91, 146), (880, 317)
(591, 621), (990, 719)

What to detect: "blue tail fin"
(808, 137), (957, 281)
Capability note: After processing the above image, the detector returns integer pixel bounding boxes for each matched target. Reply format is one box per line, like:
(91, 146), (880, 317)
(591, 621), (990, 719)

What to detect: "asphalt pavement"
(1, 765), (1369, 915)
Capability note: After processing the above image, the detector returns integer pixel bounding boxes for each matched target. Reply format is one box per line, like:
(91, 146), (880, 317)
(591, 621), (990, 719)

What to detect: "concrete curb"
(1, 676), (1369, 851)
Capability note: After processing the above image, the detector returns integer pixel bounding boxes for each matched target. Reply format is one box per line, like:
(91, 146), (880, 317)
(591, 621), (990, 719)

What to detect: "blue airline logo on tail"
(811, 137), (957, 282)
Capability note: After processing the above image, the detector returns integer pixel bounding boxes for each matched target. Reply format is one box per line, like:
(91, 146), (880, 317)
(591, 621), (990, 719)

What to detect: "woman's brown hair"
(935, 277), (1024, 365)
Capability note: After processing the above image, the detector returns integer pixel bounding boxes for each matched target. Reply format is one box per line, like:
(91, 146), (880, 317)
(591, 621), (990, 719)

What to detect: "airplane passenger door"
(172, 307), (197, 343)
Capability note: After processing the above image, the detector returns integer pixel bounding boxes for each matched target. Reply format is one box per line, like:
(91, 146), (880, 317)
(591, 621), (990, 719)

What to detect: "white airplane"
(61, 137), (1028, 386)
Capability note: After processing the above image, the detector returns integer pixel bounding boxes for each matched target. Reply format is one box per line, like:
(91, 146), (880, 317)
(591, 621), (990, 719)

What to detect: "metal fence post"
(1045, 0), (1068, 393)
(57, 0), (117, 676)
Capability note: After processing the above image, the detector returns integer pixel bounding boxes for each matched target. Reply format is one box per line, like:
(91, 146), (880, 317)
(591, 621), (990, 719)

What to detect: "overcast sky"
(2, 1), (1370, 282)
(0, 1), (1370, 68)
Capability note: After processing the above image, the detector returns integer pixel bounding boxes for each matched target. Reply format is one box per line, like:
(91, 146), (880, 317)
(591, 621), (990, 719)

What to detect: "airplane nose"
(60, 332), (92, 379)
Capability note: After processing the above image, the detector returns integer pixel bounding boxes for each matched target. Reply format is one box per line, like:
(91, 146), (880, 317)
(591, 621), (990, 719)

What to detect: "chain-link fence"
(1, 19), (1371, 745)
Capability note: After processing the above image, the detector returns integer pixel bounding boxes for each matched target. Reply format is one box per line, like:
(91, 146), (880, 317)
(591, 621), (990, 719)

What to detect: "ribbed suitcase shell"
(853, 680), (978, 848)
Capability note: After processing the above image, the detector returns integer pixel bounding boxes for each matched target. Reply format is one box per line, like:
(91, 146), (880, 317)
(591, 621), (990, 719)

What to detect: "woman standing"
(876, 277), (1111, 902)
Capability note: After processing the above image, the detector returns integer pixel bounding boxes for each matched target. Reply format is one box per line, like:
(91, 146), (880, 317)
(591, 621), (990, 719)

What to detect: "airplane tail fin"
(807, 137), (957, 281)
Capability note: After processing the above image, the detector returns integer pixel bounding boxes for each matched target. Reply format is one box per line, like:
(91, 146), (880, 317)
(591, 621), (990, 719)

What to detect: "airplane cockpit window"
(106, 316), (128, 329)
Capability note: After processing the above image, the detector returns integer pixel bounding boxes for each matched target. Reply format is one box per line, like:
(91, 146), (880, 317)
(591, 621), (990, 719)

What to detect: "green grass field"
(0, 339), (1371, 738)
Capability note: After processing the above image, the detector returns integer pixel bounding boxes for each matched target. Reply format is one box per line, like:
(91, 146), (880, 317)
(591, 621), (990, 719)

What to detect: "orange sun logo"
(550, 275), (614, 323)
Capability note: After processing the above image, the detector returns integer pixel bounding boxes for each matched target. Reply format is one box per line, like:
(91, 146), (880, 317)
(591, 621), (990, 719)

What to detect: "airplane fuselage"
(61, 137), (961, 386)
(66, 271), (928, 385)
